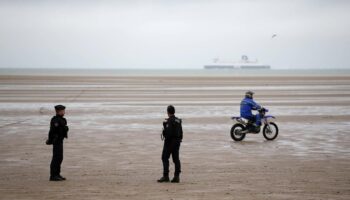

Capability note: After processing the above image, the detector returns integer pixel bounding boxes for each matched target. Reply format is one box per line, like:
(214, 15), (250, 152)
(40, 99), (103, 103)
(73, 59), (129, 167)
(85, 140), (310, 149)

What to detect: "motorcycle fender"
(264, 115), (276, 119)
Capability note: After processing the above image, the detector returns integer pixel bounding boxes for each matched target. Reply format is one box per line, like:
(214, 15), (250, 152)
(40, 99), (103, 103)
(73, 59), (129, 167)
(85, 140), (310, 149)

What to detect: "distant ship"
(204, 55), (271, 70)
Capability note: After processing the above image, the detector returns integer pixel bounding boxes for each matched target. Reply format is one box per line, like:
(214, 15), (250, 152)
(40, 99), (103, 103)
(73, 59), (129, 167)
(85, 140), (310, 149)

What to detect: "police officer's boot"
(50, 176), (62, 181)
(157, 175), (170, 183)
(58, 175), (66, 180)
(171, 176), (180, 183)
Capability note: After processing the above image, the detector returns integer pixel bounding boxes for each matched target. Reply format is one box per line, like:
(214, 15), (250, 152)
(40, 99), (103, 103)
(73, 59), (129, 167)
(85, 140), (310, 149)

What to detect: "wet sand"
(0, 75), (349, 200)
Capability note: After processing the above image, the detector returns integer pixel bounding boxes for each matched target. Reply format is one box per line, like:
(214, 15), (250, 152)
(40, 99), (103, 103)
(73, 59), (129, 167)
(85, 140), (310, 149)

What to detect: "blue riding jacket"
(240, 97), (261, 117)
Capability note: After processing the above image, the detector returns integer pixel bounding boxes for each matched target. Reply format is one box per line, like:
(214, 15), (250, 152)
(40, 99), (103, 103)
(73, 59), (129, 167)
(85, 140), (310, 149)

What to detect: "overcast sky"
(0, 0), (349, 69)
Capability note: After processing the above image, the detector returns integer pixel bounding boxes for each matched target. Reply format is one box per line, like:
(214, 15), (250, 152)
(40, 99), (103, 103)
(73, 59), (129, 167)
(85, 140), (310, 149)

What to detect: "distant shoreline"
(1, 68), (350, 77)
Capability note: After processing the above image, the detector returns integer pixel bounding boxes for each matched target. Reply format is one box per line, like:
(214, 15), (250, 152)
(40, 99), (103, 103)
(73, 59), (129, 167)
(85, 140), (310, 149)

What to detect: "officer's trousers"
(162, 140), (181, 177)
(50, 143), (63, 177)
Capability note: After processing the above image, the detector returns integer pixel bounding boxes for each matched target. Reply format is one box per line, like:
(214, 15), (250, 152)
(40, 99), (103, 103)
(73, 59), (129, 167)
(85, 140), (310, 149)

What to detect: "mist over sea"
(1, 68), (350, 77)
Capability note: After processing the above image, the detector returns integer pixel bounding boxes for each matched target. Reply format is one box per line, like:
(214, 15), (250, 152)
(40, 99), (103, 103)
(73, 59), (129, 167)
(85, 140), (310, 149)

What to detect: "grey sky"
(0, 0), (349, 69)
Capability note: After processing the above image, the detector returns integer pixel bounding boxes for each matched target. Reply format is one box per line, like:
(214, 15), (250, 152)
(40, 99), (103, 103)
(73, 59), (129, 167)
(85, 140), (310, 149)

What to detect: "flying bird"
(271, 34), (277, 39)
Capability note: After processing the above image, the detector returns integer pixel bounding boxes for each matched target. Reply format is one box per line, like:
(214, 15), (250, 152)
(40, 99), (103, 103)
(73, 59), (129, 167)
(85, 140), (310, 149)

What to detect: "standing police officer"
(46, 105), (69, 181)
(158, 105), (183, 183)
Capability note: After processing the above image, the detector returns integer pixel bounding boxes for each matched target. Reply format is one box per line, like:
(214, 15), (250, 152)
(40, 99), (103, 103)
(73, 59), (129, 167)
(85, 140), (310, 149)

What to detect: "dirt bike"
(230, 108), (278, 141)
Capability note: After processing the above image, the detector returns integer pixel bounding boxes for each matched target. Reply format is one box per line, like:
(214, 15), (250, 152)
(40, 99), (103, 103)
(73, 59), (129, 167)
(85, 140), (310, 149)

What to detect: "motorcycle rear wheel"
(230, 124), (246, 141)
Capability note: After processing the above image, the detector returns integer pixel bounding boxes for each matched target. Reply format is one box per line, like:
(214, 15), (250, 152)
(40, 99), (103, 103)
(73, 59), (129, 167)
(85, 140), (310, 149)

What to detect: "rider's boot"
(254, 124), (261, 133)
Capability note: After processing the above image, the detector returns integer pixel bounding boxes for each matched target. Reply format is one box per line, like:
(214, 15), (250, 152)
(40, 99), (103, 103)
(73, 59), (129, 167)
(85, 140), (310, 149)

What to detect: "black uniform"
(162, 115), (183, 177)
(46, 115), (69, 178)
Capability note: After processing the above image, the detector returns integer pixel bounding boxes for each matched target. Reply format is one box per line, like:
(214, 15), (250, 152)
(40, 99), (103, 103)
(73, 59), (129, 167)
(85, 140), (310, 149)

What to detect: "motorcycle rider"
(240, 91), (262, 131)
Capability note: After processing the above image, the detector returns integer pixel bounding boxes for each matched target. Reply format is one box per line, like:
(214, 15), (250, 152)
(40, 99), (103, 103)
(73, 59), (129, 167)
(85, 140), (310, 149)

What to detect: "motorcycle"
(230, 108), (278, 141)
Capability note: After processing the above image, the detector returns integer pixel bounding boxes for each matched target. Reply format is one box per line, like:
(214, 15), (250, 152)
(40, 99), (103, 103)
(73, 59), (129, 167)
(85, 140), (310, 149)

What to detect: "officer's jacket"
(48, 115), (69, 144)
(162, 116), (183, 141)
(240, 97), (261, 117)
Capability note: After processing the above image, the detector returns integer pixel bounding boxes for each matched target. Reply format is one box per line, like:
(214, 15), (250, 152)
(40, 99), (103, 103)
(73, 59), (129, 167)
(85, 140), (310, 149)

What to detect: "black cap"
(54, 105), (66, 111)
(167, 105), (175, 115)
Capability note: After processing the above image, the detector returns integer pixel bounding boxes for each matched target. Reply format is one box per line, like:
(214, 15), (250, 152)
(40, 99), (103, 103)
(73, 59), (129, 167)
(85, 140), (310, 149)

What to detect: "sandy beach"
(0, 74), (349, 200)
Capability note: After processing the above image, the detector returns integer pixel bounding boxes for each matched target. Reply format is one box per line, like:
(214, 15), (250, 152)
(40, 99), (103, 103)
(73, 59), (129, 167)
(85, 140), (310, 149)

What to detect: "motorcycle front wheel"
(263, 122), (278, 140)
(230, 124), (246, 141)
